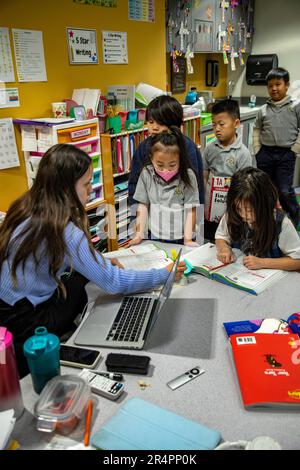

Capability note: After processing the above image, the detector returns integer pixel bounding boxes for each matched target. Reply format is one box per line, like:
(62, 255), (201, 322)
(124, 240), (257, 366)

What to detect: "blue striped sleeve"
(65, 224), (169, 294)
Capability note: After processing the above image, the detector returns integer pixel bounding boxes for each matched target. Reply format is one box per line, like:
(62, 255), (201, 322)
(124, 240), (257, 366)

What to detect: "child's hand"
(243, 255), (265, 270)
(184, 239), (200, 247)
(217, 246), (235, 264)
(165, 260), (186, 281)
(124, 235), (143, 247)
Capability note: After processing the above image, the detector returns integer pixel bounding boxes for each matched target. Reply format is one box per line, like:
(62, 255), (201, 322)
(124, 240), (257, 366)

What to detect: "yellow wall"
(0, 0), (166, 211)
(166, 53), (227, 103)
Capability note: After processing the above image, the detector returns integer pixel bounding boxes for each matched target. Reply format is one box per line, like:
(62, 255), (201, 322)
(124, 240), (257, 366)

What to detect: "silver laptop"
(75, 250), (182, 350)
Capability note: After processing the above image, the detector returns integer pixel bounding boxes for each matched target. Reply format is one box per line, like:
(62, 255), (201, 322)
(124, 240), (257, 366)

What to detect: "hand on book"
(124, 235), (143, 247)
(216, 246), (235, 264)
(184, 239), (200, 247)
(243, 255), (264, 270)
(166, 261), (186, 281)
(110, 258), (124, 269)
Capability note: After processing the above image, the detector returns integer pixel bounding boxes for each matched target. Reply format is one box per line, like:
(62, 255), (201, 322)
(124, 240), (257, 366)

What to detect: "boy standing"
(253, 67), (300, 226)
(203, 99), (253, 240)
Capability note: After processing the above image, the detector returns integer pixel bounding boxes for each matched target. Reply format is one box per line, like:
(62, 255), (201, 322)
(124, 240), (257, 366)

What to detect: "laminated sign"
(206, 176), (231, 223)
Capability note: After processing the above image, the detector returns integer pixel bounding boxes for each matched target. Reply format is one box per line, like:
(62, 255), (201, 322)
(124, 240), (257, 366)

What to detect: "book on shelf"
(103, 243), (171, 270)
(182, 243), (287, 295)
(72, 88), (101, 116)
(230, 332), (300, 409)
(91, 397), (221, 450)
(223, 318), (293, 338)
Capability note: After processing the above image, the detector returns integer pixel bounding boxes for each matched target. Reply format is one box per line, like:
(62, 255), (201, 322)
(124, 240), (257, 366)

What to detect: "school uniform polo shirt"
(202, 134), (253, 177)
(133, 166), (199, 240)
(254, 95), (300, 149)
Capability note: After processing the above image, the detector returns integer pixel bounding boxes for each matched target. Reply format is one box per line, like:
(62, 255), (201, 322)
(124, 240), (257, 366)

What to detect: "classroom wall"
(228, 0), (300, 99)
(166, 53), (228, 103)
(0, 0), (166, 211)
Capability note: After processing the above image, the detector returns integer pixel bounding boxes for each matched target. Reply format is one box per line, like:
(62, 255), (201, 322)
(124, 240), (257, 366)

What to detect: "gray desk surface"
(13, 244), (300, 450)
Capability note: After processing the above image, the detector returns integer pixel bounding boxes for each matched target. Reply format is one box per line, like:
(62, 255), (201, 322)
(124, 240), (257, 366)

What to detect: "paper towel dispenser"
(246, 54), (278, 85)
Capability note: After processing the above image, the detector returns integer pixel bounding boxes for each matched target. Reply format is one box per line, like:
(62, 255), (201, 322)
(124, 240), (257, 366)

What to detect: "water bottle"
(23, 326), (60, 394)
(0, 327), (24, 419)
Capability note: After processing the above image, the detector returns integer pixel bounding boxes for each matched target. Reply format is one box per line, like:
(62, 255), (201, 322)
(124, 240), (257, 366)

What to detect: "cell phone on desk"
(60, 345), (101, 369)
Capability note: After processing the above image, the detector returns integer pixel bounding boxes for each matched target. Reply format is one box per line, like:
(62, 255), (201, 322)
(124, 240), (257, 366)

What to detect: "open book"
(183, 243), (287, 295)
(103, 243), (171, 270)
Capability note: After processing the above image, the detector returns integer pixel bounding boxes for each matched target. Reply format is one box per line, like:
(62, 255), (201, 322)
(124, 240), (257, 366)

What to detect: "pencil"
(83, 399), (93, 447)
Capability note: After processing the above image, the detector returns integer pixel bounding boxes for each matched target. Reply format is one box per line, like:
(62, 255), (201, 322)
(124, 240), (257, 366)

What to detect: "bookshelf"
(14, 118), (110, 252)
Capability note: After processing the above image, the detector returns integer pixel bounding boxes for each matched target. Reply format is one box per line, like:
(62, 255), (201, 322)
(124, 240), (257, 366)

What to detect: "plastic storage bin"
(92, 169), (102, 185)
(34, 375), (91, 435)
(74, 138), (99, 154)
(91, 154), (101, 169)
(201, 113), (212, 126)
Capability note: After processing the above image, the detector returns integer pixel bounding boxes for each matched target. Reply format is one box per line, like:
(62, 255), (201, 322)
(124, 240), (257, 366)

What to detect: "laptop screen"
(147, 249), (182, 336)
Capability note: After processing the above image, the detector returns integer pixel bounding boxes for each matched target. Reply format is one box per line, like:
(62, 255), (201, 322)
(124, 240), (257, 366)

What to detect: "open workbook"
(103, 243), (171, 270)
(183, 243), (287, 295)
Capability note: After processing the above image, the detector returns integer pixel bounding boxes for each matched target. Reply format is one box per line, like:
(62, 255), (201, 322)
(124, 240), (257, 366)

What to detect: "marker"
(94, 371), (123, 381)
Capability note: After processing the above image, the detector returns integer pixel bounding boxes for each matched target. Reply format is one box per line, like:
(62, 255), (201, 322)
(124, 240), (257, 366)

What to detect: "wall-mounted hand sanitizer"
(248, 94), (257, 108)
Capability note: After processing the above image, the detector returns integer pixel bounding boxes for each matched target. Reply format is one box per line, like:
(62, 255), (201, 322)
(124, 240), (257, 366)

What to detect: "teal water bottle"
(23, 327), (60, 394)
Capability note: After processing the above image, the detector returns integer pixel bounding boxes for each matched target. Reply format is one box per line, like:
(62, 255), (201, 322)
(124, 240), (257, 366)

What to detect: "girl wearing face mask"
(127, 126), (201, 247)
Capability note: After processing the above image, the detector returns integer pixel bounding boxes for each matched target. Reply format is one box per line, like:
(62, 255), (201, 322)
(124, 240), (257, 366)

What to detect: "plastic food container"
(34, 375), (91, 435)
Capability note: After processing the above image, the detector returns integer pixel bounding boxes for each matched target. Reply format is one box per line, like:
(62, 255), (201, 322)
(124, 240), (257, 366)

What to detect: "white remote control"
(79, 369), (124, 400)
(167, 366), (205, 390)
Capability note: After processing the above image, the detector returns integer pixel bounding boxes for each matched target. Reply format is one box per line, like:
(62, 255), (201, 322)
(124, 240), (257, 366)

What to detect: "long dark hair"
(226, 167), (280, 256)
(0, 143), (94, 294)
(146, 95), (183, 127)
(148, 126), (192, 187)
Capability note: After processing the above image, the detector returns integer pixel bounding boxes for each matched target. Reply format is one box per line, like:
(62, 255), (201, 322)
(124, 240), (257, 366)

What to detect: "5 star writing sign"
(67, 28), (98, 64)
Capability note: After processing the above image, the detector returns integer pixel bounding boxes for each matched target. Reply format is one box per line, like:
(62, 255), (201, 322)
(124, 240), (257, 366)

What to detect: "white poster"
(102, 31), (128, 64)
(0, 118), (20, 170)
(0, 87), (20, 108)
(67, 28), (98, 64)
(12, 29), (47, 82)
(0, 27), (15, 82)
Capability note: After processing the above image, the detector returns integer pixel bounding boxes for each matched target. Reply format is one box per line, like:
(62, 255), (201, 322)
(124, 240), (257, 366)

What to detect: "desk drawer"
(57, 123), (98, 143)
(74, 138), (99, 154)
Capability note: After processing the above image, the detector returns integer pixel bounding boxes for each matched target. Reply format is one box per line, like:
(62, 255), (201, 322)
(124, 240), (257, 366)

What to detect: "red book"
(230, 333), (300, 409)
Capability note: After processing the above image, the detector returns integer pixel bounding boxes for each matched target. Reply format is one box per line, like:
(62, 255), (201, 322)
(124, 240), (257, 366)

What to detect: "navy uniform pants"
(256, 145), (299, 226)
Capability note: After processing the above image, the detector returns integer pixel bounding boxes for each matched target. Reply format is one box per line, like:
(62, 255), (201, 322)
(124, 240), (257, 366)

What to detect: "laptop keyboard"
(105, 297), (152, 343)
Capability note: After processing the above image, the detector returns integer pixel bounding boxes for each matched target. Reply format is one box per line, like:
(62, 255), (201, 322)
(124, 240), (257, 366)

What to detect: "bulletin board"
(170, 56), (186, 94)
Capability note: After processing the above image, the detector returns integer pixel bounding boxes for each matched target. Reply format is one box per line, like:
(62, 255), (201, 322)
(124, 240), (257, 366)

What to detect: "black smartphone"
(60, 345), (101, 369)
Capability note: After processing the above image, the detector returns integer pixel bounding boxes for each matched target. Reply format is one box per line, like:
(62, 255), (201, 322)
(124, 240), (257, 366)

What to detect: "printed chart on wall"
(0, 88), (20, 108)
(128, 0), (154, 22)
(0, 27), (15, 83)
(12, 29), (47, 82)
(102, 31), (128, 64)
(67, 28), (98, 64)
(0, 119), (20, 170)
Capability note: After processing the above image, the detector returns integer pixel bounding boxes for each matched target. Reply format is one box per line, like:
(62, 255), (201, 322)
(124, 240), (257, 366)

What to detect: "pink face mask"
(154, 168), (179, 182)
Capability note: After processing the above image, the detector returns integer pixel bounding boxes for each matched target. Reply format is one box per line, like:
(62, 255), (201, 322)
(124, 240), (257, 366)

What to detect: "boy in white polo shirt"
(203, 99), (253, 240)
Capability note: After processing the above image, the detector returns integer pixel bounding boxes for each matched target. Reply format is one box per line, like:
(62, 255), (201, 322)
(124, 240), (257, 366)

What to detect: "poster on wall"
(128, 0), (155, 22)
(0, 87), (20, 108)
(0, 27), (15, 83)
(102, 31), (128, 64)
(0, 118), (20, 170)
(67, 28), (98, 64)
(73, 0), (117, 5)
(12, 29), (47, 82)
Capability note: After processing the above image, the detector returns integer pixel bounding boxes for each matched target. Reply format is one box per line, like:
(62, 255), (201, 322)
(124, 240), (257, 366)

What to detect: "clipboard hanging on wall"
(171, 56), (187, 94)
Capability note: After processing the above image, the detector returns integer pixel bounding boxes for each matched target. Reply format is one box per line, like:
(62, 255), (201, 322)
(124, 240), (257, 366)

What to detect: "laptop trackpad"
(145, 298), (216, 359)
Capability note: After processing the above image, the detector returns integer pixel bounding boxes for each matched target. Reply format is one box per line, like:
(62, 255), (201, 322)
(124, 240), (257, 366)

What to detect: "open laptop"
(75, 249), (182, 350)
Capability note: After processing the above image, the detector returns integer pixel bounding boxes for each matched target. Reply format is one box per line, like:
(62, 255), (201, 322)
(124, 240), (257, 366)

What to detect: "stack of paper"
(72, 88), (101, 116)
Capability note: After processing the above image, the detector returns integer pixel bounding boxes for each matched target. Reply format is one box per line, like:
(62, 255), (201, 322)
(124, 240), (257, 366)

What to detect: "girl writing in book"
(0, 144), (185, 377)
(215, 167), (300, 270)
(127, 127), (201, 246)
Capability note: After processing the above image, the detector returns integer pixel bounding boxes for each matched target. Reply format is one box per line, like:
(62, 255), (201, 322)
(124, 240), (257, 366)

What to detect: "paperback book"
(103, 243), (171, 270)
(230, 332), (300, 409)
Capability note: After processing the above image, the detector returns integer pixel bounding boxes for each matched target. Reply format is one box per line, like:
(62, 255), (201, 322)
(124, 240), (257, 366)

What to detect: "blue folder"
(91, 397), (221, 450)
